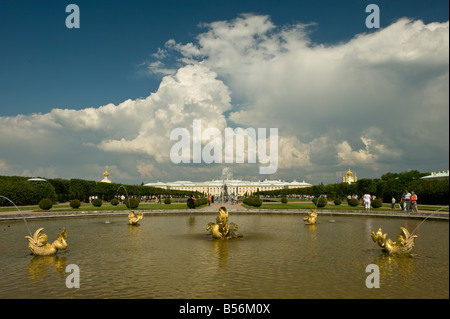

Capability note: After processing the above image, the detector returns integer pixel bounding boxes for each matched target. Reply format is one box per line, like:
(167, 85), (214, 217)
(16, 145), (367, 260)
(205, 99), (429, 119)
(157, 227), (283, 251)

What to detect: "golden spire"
(101, 166), (111, 183)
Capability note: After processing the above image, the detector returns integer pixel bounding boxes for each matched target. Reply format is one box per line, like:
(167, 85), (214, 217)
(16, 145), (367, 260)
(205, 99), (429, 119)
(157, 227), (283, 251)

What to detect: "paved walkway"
(198, 200), (246, 212)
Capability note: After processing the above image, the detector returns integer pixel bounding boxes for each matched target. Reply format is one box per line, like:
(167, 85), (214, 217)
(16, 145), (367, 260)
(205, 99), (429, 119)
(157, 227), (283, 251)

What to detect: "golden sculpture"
(371, 227), (417, 254)
(303, 209), (317, 225)
(25, 227), (67, 256)
(128, 211), (143, 225)
(206, 207), (242, 239)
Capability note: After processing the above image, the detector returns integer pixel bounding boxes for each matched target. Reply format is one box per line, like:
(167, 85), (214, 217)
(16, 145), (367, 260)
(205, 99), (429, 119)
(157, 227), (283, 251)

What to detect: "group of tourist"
(361, 189), (418, 213)
(390, 190), (418, 213)
(398, 189), (418, 213)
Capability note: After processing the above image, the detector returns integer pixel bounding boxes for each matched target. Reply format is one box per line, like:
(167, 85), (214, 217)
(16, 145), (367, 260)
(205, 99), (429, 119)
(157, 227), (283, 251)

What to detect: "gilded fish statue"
(371, 227), (417, 254)
(128, 211), (143, 225)
(303, 210), (317, 225)
(206, 207), (242, 239)
(25, 227), (67, 256)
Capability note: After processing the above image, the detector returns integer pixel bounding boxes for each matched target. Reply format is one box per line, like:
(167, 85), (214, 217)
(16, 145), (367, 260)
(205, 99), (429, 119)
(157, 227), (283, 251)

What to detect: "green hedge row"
(0, 175), (196, 206)
(0, 178), (57, 206)
(243, 197), (262, 207)
(258, 170), (448, 206)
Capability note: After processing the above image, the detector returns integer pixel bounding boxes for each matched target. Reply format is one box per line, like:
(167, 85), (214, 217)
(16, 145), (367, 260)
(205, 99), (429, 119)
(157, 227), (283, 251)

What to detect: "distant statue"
(206, 207), (242, 239)
(371, 227), (417, 254)
(128, 211), (143, 225)
(303, 209), (317, 225)
(25, 227), (67, 256)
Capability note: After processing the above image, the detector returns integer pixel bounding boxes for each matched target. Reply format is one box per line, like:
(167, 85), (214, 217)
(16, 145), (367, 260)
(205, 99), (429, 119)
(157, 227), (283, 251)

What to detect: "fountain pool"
(0, 213), (448, 298)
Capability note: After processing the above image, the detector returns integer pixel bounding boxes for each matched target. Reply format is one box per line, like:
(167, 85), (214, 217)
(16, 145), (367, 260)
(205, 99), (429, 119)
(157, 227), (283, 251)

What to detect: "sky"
(0, 0), (448, 185)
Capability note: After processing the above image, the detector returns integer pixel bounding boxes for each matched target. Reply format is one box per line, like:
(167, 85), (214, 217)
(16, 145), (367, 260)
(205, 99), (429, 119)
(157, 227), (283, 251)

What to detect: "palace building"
(342, 168), (357, 184)
(421, 170), (449, 181)
(144, 178), (312, 197)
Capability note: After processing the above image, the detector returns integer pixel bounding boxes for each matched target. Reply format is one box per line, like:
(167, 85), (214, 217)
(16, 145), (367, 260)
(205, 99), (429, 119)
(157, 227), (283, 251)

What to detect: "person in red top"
(411, 191), (418, 213)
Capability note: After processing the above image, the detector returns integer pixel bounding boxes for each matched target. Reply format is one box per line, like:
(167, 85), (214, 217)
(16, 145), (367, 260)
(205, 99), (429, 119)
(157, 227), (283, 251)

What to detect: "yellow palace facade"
(144, 178), (312, 197)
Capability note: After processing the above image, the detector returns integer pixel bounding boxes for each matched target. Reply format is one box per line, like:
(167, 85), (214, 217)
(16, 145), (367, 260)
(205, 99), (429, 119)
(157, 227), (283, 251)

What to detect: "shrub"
(92, 198), (102, 207)
(316, 197), (327, 207)
(334, 198), (342, 206)
(164, 198), (172, 204)
(243, 197), (262, 207)
(312, 197), (327, 207)
(281, 197), (288, 204)
(194, 197), (208, 207)
(70, 199), (81, 209)
(371, 198), (383, 208)
(110, 198), (119, 206)
(39, 198), (53, 210)
(124, 198), (140, 209)
(348, 198), (359, 207)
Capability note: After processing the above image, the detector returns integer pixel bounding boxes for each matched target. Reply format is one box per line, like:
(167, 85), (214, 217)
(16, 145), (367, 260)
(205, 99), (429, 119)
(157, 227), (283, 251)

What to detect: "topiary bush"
(348, 198), (360, 207)
(312, 197), (327, 207)
(194, 197), (208, 207)
(39, 198), (53, 210)
(371, 198), (383, 208)
(110, 198), (119, 206)
(70, 199), (81, 209)
(124, 198), (140, 209)
(281, 197), (288, 204)
(92, 198), (102, 207)
(243, 197), (262, 207)
(317, 197), (327, 207)
(334, 198), (342, 206)
(164, 198), (172, 204)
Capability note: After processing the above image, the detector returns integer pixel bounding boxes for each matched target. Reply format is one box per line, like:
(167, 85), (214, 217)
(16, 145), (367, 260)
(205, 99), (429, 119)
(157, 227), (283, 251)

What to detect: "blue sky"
(1, 0), (448, 116)
(0, 0), (448, 185)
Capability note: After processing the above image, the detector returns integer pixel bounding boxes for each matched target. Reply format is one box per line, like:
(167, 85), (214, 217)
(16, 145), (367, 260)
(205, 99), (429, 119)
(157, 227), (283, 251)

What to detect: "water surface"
(0, 214), (448, 298)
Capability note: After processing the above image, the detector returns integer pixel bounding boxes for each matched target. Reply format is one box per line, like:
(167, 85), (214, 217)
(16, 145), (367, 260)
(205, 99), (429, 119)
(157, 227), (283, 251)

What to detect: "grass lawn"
(1, 201), (447, 213)
(0, 202), (206, 213)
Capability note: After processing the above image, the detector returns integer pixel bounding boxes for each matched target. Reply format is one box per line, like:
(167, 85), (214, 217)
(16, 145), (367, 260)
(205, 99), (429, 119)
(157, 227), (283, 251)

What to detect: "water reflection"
(212, 239), (229, 269)
(27, 255), (67, 282)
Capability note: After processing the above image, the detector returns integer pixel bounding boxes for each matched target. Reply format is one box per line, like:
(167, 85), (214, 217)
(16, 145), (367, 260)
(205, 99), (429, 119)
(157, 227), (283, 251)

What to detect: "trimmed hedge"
(281, 197), (288, 204)
(243, 197), (262, 207)
(348, 198), (360, 207)
(164, 198), (172, 204)
(0, 178), (57, 206)
(70, 199), (81, 209)
(124, 198), (140, 209)
(371, 198), (383, 208)
(92, 198), (102, 207)
(312, 197), (327, 208)
(194, 197), (208, 207)
(39, 198), (53, 210)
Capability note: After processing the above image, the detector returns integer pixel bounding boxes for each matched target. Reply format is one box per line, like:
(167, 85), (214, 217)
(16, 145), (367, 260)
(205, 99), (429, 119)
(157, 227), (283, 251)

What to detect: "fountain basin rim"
(0, 209), (447, 222)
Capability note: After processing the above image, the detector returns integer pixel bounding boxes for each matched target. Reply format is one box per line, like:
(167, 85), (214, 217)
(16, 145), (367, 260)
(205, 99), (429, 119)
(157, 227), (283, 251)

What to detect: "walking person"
(391, 196), (396, 209)
(411, 191), (418, 213)
(402, 189), (411, 213)
(363, 191), (371, 212)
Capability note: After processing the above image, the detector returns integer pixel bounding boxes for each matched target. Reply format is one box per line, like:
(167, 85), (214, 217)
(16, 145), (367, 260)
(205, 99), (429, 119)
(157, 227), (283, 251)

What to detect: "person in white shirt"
(363, 192), (371, 212)
(402, 189), (411, 213)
